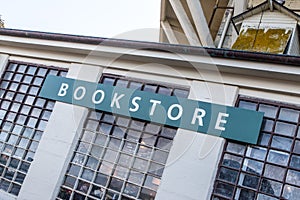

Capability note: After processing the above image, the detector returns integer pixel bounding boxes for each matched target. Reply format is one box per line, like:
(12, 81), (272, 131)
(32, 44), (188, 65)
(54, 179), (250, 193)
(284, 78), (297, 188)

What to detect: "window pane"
(258, 133), (271, 146)
(116, 117), (130, 127)
(271, 136), (292, 151)
(67, 164), (81, 176)
(144, 175), (160, 190)
(238, 101), (257, 110)
(56, 75), (186, 200)
(257, 193), (277, 200)
(267, 150), (289, 166)
(226, 142), (245, 155)
(156, 137), (172, 151)
(118, 153), (132, 168)
(102, 77), (115, 85)
(238, 173), (259, 189)
(139, 188), (156, 200)
(274, 122), (296, 137)
(222, 154), (243, 169)
(115, 79), (128, 88)
(242, 158), (263, 175)
(90, 185), (104, 198)
(246, 146), (267, 160)
(81, 168), (94, 181)
(160, 127), (176, 139)
(158, 87), (172, 95)
(286, 170), (300, 185)
(109, 177), (123, 192)
(137, 145), (152, 159)
(143, 84), (157, 93)
(259, 179), (282, 197)
(94, 172), (108, 186)
(212, 97), (300, 200)
(63, 176), (76, 188)
(214, 181), (234, 198)
(129, 81), (142, 90)
(124, 183), (139, 197)
(145, 123), (161, 135)
(283, 185), (300, 200)
(279, 108), (299, 123)
(264, 164), (285, 181)
(152, 149), (168, 164)
(261, 119), (274, 132)
(259, 104), (278, 118)
(293, 140), (300, 154)
(128, 170), (144, 185)
(113, 166), (128, 179)
(235, 188), (255, 200)
(218, 167), (238, 183)
(290, 155), (300, 170)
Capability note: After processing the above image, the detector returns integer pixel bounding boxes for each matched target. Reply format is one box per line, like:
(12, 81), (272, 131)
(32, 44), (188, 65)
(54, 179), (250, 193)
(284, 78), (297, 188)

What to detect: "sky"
(0, 0), (161, 41)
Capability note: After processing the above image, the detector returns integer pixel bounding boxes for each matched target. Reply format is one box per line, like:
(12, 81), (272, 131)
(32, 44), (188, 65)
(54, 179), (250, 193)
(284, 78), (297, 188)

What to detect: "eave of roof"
(232, 0), (300, 24)
(0, 28), (300, 66)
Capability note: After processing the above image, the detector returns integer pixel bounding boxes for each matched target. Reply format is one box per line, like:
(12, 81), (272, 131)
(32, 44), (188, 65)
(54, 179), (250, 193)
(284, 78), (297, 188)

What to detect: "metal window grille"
(0, 61), (67, 196)
(211, 96), (300, 200)
(57, 74), (189, 200)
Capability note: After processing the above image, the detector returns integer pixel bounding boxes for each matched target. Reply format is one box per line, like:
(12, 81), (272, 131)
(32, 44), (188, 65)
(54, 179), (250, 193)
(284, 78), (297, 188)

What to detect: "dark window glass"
(0, 62), (67, 196)
(211, 96), (300, 200)
(57, 74), (189, 200)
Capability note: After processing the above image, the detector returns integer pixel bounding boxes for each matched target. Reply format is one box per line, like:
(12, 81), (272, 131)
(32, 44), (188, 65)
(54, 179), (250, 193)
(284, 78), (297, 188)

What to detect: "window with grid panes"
(57, 74), (189, 200)
(211, 96), (300, 200)
(0, 62), (67, 196)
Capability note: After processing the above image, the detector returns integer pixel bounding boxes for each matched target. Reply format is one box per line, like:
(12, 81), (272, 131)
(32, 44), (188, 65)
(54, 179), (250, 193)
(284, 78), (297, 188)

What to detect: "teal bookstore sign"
(39, 75), (264, 144)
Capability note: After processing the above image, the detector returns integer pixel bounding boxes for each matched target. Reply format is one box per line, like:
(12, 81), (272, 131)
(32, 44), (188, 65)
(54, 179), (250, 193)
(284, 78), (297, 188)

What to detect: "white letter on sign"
(110, 93), (125, 109)
(74, 86), (86, 100)
(92, 90), (105, 104)
(191, 108), (206, 126)
(167, 104), (183, 121)
(215, 113), (229, 131)
(57, 83), (69, 97)
(149, 100), (161, 116)
(129, 96), (141, 112)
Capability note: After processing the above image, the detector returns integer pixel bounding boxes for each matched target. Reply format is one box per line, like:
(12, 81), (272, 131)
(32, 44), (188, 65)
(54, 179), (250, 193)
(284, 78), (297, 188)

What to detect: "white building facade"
(0, 28), (299, 200)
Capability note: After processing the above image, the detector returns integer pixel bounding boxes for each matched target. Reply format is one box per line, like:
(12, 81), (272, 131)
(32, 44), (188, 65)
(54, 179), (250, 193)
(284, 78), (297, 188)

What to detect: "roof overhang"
(0, 28), (300, 87)
(232, 0), (300, 25)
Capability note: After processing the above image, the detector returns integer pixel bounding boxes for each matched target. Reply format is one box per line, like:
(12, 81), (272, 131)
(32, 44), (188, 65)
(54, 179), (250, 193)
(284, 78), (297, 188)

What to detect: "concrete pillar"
(186, 0), (215, 47)
(169, 0), (202, 46)
(156, 81), (238, 200)
(0, 54), (9, 75)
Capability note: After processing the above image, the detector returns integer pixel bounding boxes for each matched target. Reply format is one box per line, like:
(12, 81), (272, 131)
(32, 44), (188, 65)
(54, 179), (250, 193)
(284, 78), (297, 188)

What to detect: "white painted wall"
(155, 81), (238, 200)
(0, 54), (9, 76)
(0, 33), (299, 200)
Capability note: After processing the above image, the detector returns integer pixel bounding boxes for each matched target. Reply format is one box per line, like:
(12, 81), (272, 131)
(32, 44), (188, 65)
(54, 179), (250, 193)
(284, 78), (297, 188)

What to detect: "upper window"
(231, 6), (300, 55)
(211, 96), (300, 200)
(0, 62), (67, 196)
(56, 74), (189, 200)
(232, 28), (292, 54)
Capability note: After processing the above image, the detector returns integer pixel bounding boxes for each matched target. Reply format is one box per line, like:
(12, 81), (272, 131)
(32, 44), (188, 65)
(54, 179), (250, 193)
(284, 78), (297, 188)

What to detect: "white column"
(18, 64), (103, 200)
(0, 54), (9, 75)
(169, 0), (201, 46)
(156, 81), (238, 200)
(186, 0), (215, 47)
(161, 20), (179, 44)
